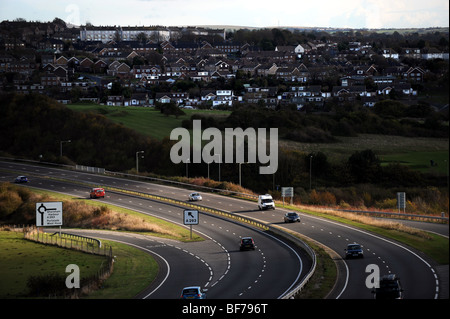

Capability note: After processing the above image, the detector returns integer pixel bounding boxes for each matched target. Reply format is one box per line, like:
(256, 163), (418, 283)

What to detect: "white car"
(189, 192), (202, 201)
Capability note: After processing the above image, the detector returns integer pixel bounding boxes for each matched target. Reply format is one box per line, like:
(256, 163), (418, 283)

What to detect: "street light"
(207, 161), (211, 180)
(309, 154), (314, 190)
(60, 140), (71, 157)
(136, 151), (144, 174)
(186, 158), (190, 178)
(214, 153), (221, 182)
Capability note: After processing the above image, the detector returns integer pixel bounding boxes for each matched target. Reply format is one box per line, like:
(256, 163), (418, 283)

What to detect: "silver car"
(189, 192), (202, 201)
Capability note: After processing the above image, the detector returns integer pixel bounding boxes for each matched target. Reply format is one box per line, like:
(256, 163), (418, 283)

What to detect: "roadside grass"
(0, 231), (106, 298)
(292, 239), (337, 299)
(83, 238), (158, 299)
(0, 231), (158, 299)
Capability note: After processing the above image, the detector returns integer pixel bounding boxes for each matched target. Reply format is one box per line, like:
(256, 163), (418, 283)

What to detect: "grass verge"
(0, 231), (158, 298)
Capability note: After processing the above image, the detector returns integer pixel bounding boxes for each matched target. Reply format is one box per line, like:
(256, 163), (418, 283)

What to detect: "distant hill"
(186, 24), (449, 34)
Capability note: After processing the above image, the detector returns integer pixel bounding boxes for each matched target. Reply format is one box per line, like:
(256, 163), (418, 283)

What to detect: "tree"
(347, 149), (381, 183)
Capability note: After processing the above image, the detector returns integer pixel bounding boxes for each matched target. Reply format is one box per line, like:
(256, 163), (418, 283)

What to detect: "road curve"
(1, 161), (447, 298)
(0, 161), (308, 299)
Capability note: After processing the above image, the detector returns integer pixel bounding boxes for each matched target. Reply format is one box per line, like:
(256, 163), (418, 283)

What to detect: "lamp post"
(214, 153), (221, 182)
(207, 161), (211, 180)
(309, 154), (313, 190)
(186, 158), (190, 178)
(60, 140), (71, 157)
(136, 151), (144, 174)
(239, 162), (248, 187)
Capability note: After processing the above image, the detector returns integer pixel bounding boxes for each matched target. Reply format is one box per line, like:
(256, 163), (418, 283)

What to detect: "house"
(238, 62), (261, 76)
(381, 48), (399, 60)
(421, 48), (449, 60)
(155, 92), (189, 105)
(402, 48), (421, 59)
(361, 96), (378, 107)
(402, 66), (425, 82)
(200, 89), (216, 102)
(79, 57), (94, 72)
(41, 72), (61, 86)
(107, 95), (124, 106)
(55, 55), (68, 66)
(275, 64), (309, 82)
(377, 83), (417, 97)
(256, 63), (278, 76)
(124, 93), (149, 106)
(243, 86), (279, 107)
(38, 38), (64, 52)
(332, 86), (367, 101)
(132, 65), (161, 78)
(284, 85), (324, 109)
(107, 62), (131, 77)
(93, 60), (108, 73)
(276, 44), (309, 58)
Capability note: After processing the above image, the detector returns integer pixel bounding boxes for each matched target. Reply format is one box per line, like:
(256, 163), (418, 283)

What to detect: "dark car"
(240, 237), (255, 251)
(284, 212), (301, 223)
(373, 274), (404, 299)
(180, 286), (206, 299)
(14, 176), (28, 183)
(345, 243), (364, 259)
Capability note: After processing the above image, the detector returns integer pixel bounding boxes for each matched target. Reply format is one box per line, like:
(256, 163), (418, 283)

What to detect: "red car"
(90, 187), (105, 199)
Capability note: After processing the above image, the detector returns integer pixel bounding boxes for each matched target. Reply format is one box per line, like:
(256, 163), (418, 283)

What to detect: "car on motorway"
(284, 212), (301, 223)
(90, 187), (105, 199)
(188, 192), (202, 201)
(180, 286), (207, 299)
(258, 194), (275, 210)
(372, 274), (404, 299)
(344, 243), (364, 259)
(240, 237), (256, 251)
(14, 175), (28, 183)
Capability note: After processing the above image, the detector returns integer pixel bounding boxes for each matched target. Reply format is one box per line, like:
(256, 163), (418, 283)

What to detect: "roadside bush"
(308, 190), (336, 206)
(26, 272), (68, 297)
(0, 189), (23, 219)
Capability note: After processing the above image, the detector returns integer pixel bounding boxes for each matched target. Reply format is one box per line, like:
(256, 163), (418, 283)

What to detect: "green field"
(0, 231), (105, 298)
(67, 103), (231, 140)
(381, 150), (448, 174)
(0, 231), (158, 298)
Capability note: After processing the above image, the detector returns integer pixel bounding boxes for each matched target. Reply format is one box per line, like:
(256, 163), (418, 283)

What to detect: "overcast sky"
(1, 0), (448, 29)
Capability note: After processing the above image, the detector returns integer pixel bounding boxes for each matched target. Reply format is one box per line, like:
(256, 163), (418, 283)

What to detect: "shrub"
(26, 272), (67, 297)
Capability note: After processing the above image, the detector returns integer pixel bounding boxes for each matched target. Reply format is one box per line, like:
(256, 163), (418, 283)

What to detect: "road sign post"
(36, 202), (63, 236)
(281, 187), (294, 206)
(397, 192), (406, 213)
(183, 210), (199, 239)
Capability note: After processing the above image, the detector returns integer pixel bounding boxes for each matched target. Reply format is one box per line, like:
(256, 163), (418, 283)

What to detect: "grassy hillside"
(67, 104), (231, 140)
(67, 103), (449, 176)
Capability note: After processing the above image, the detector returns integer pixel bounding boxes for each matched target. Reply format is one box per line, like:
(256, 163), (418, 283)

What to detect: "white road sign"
(36, 202), (63, 226)
(282, 187), (294, 197)
(184, 210), (199, 225)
